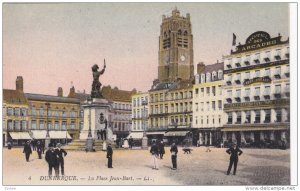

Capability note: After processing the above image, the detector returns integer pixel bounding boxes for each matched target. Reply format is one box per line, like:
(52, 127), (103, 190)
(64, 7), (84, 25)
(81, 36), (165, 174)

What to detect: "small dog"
(183, 148), (193, 154)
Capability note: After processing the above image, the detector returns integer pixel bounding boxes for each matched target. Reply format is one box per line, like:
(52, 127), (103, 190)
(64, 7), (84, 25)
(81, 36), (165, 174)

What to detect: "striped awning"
(9, 132), (32, 140)
(31, 130), (72, 139)
(127, 132), (144, 139)
(164, 131), (189, 137)
(146, 131), (165, 135)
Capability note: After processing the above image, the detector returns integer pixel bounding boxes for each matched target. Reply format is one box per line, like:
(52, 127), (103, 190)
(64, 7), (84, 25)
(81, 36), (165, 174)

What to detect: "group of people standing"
(96, 129), (107, 140)
(150, 140), (177, 170)
(22, 141), (67, 176)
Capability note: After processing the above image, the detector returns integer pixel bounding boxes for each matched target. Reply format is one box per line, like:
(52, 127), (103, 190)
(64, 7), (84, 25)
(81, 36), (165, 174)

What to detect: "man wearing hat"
(45, 144), (59, 176)
(106, 143), (113, 168)
(226, 143), (243, 175)
(36, 141), (43, 159)
(55, 143), (68, 176)
(23, 141), (32, 162)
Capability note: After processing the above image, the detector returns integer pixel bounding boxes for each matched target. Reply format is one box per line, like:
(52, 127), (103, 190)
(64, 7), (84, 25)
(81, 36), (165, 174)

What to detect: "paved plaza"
(3, 147), (290, 185)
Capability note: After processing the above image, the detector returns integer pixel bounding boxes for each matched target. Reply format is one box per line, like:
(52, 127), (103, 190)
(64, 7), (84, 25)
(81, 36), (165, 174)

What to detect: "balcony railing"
(274, 93), (281, 99)
(274, 55), (281, 61)
(244, 60), (250, 66)
(235, 79), (241, 84)
(254, 95), (260, 101)
(264, 57), (270, 62)
(274, 73), (281, 79)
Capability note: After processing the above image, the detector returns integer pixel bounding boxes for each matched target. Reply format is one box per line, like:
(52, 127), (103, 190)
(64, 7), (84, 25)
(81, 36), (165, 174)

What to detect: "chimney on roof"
(68, 86), (76, 98)
(197, 62), (205, 74)
(16, 76), (23, 92)
(57, 87), (63, 97)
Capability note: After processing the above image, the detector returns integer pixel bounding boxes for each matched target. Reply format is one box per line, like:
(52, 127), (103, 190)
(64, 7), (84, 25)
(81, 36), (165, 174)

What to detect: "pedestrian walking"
(45, 145), (59, 177)
(41, 141), (45, 154)
(7, 141), (12, 150)
(226, 143), (243, 175)
(158, 140), (165, 159)
(150, 140), (159, 170)
(106, 143), (113, 168)
(170, 142), (178, 170)
(55, 143), (68, 175)
(23, 141), (32, 162)
(36, 141), (43, 159)
(128, 136), (133, 149)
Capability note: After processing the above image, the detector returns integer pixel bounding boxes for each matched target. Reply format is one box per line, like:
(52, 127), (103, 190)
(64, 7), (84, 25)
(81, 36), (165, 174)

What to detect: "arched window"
(212, 71), (217, 81)
(201, 74), (206, 83)
(206, 72), (211, 82)
(218, 70), (223, 80)
(178, 29), (182, 35)
(164, 32), (167, 38)
(183, 31), (188, 36)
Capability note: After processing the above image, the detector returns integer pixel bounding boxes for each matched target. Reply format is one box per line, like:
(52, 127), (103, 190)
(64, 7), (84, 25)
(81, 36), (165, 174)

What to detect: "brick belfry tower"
(158, 8), (194, 83)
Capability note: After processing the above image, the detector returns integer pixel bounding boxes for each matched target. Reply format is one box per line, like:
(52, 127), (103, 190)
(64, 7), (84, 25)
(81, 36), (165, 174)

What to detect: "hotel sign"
(243, 76), (271, 86)
(231, 31), (289, 54)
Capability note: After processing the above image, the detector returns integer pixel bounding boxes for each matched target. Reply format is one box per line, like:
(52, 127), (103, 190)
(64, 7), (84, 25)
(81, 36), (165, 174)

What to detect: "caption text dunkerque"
(39, 175), (154, 182)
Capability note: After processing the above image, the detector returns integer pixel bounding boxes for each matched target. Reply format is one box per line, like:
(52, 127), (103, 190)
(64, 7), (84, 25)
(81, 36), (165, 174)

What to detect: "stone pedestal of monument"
(80, 98), (113, 151)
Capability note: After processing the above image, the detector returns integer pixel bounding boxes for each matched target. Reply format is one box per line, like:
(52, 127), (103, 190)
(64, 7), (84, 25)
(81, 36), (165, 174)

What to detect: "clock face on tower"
(164, 54), (170, 65)
(180, 55), (186, 61)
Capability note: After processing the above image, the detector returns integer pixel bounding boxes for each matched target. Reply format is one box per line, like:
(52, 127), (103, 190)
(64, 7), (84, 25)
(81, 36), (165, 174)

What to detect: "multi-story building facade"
(222, 31), (290, 147)
(3, 76), (30, 146)
(102, 86), (135, 139)
(131, 92), (148, 132)
(148, 8), (194, 145)
(193, 62), (224, 146)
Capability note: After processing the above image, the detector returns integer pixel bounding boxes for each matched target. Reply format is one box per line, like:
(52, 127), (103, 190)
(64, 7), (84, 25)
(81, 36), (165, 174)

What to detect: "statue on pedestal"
(91, 59), (106, 98)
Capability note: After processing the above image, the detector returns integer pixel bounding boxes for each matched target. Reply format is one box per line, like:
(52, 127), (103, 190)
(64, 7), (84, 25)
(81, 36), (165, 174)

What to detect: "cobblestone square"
(3, 147), (290, 185)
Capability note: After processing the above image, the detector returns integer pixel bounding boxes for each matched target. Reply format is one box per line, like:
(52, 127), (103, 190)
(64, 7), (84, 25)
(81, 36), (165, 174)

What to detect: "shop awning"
(127, 132), (144, 139)
(9, 132), (32, 140)
(164, 131), (189, 137)
(146, 132), (165, 135)
(31, 130), (72, 139)
(49, 131), (72, 139)
(222, 127), (289, 132)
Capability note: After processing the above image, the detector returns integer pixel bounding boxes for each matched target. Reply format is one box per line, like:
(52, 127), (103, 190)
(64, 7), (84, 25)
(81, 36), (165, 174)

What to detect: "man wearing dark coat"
(150, 140), (159, 170)
(106, 143), (113, 168)
(100, 129), (104, 140)
(170, 142), (178, 170)
(55, 143), (68, 175)
(128, 136), (133, 149)
(36, 141), (43, 159)
(45, 145), (59, 176)
(23, 141), (32, 162)
(226, 143), (243, 175)
(158, 140), (165, 159)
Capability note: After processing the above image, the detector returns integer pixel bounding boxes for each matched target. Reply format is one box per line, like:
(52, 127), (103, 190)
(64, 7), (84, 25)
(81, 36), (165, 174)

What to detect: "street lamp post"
(141, 100), (148, 149)
(45, 102), (51, 149)
(86, 97), (93, 152)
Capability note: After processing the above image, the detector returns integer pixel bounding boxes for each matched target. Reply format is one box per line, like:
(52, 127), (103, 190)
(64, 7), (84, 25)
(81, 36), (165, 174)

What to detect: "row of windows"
(4, 120), (27, 130)
(30, 108), (78, 117)
(194, 100), (223, 112)
(194, 115), (222, 126)
(132, 120), (148, 131)
(132, 109), (148, 118)
(150, 102), (193, 114)
(132, 96), (148, 107)
(150, 91), (193, 103)
(196, 70), (223, 84)
(226, 109), (289, 124)
(224, 47), (289, 70)
(194, 85), (222, 97)
(225, 65), (289, 85)
(150, 115), (193, 127)
(226, 83), (290, 103)
(5, 108), (27, 117)
(30, 120), (77, 130)
(113, 103), (132, 110)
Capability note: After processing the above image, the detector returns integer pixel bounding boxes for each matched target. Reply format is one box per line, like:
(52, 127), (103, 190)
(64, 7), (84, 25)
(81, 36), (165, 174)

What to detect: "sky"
(3, 3), (289, 96)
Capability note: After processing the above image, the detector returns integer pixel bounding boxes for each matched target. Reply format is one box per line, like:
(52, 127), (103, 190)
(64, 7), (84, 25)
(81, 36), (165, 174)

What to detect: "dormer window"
(212, 71), (217, 81)
(206, 73), (211, 82)
(218, 70), (223, 80)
